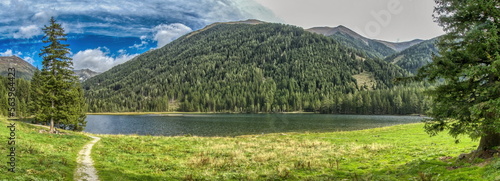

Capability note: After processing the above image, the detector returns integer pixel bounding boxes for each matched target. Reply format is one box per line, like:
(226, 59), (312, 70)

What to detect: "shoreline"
(86, 112), (425, 116)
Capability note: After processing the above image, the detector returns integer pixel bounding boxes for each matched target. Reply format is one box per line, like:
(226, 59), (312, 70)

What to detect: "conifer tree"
(417, 0), (500, 156)
(35, 17), (86, 132)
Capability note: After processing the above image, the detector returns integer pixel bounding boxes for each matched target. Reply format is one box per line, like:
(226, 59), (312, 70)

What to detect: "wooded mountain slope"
(83, 22), (408, 113)
(307, 26), (396, 59)
(384, 38), (439, 74)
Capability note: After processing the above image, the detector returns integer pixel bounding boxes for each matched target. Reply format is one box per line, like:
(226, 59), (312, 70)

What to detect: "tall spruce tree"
(35, 17), (86, 132)
(417, 0), (500, 157)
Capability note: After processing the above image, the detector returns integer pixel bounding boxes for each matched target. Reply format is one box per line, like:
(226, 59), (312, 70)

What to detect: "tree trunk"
(477, 132), (500, 151)
(468, 131), (500, 159)
(50, 117), (55, 133)
(50, 99), (55, 133)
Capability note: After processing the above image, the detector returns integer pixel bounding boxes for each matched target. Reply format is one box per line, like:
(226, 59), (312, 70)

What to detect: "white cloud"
(72, 47), (138, 72)
(23, 56), (35, 64)
(0, 49), (35, 65)
(153, 23), (192, 48)
(0, 49), (26, 57)
(0, 0), (281, 39)
(32, 11), (55, 23)
(129, 39), (149, 49)
(13, 25), (42, 39)
(0, 49), (15, 56)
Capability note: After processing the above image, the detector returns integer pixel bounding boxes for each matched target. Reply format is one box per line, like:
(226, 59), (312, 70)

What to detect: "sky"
(0, 0), (444, 72)
(254, 0), (444, 42)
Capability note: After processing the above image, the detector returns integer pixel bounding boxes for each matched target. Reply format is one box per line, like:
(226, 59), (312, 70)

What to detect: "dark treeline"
(83, 23), (426, 114)
(320, 85), (429, 115)
(0, 76), (428, 116)
(0, 76), (31, 117)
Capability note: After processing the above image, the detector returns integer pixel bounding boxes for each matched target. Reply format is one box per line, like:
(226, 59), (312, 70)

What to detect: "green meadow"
(0, 117), (90, 181)
(1, 117), (499, 180)
(92, 123), (499, 180)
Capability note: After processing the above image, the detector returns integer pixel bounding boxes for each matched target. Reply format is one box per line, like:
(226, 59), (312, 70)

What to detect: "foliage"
(84, 23), (411, 113)
(417, 0), (500, 150)
(33, 17), (87, 132)
(384, 38), (439, 74)
(319, 85), (430, 115)
(91, 123), (496, 180)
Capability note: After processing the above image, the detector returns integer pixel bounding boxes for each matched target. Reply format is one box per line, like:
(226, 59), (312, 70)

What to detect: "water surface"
(83, 114), (424, 136)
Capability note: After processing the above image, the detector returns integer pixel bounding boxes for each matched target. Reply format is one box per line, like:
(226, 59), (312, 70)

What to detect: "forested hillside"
(384, 38), (439, 74)
(83, 22), (425, 113)
(307, 26), (396, 59)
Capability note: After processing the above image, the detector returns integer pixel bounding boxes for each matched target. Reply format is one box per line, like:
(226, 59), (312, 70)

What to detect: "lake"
(83, 114), (425, 137)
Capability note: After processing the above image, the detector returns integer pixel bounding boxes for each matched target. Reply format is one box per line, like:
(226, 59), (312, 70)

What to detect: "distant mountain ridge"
(306, 25), (424, 58)
(74, 69), (100, 82)
(307, 25), (369, 43)
(384, 38), (439, 74)
(307, 26), (396, 58)
(377, 39), (425, 52)
(0, 56), (37, 80)
(0, 55), (102, 82)
(307, 25), (436, 73)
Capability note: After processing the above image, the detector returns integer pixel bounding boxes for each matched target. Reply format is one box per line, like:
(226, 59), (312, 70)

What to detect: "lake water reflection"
(83, 114), (424, 137)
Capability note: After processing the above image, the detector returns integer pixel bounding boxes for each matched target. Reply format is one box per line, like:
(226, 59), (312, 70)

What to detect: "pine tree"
(417, 0), (500, 156)
(36, 17), (87, 133)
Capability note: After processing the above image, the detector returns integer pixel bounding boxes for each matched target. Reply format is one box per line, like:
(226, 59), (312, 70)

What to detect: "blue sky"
(0, 0), (281, 71)
(1, 0), (443, 72)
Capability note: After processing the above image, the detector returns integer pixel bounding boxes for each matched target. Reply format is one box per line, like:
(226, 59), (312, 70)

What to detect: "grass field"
(0, 117), (91, 181)
(92, 123), (500, 180)
(1, 117), (499, 180)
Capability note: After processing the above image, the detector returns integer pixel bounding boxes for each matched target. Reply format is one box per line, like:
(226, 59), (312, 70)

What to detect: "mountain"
(307, 26), (425, 58)
(83, 21), (408, 113)
(307, 26), (367, 41)
(0, 56), (37, 80)
(384, 38), (439, 74)
(377, 39), (425, 52)
(74, 69), (100, 82)
(307, 26), (396, 58)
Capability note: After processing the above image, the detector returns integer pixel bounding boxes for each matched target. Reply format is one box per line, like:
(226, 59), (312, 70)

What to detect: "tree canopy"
(417, 0), (500, 154)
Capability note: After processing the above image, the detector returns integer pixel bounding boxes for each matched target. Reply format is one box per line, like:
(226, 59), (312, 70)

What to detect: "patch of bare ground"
(74, 135), (101, 181)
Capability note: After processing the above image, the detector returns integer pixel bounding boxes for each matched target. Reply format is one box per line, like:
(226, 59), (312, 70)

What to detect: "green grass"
(0, 117), (91, 181)
(92, 123), (500, 181)
(1, 117), (499, 180)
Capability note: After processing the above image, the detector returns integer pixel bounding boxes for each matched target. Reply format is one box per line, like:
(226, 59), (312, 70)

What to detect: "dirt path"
(74, 135), (101, 181)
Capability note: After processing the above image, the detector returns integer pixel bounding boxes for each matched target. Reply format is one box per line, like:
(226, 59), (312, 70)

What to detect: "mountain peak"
(375, 39), (425, 52)
(306, 26), (368, 43)
(232, 19), (266, 25)
(0, 56), (37, 80)
(74, 69), (100, 82)
(186, 19), (267, 39)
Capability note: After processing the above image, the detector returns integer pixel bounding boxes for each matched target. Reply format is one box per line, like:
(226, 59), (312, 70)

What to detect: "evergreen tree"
(29, 70), (42, 120)
(35, 17), (86, 132)
(417, 0), (500, 156)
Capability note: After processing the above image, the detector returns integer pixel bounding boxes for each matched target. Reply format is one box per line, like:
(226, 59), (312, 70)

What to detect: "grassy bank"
(0, 117), (91, 181)
(93, 123), (500, 180)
